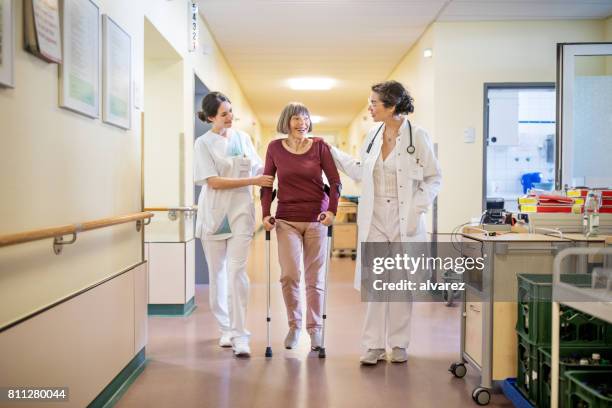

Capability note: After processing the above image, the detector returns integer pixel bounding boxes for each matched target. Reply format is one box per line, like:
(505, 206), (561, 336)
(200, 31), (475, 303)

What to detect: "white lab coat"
(194, 128), (263, 240)
(331, 118), (442, 290)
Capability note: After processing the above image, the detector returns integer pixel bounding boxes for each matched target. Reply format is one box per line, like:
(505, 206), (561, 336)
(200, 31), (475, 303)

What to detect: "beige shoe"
(284, 328), (301, 349)
(360, 349), (386, 365)
(309, 330), (322, 351)
(390, 347), (408, 363)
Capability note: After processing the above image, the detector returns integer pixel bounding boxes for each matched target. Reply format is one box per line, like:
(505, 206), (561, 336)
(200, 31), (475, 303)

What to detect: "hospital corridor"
(116, 234), (511, 408)
(1, 1), (612, 407)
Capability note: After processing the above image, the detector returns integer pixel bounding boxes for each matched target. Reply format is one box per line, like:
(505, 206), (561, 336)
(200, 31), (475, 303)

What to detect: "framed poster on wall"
(0, 0), (15, 87)
(24, 0), (62, 63)
(102, 14), (131, 129)
(59, 0), (100, 118)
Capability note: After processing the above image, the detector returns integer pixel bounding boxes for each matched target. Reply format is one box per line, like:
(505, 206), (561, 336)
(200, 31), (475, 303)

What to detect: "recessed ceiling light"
(310, 115), (323, 124)
(423, 48), (433, 58)
(287, 77), (336, 90)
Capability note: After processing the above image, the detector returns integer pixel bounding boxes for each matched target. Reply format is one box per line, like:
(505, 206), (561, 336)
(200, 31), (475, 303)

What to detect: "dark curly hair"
(371, 80), (414, 115)
(198, 91), (231, 123)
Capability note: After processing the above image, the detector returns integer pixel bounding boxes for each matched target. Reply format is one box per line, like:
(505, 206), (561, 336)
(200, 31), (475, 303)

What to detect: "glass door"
(557, 43), (612, 189)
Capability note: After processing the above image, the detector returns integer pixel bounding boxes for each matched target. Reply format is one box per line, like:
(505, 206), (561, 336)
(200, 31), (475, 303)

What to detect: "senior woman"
(331, 81), (442, 365)
(261, 102), (341, 351)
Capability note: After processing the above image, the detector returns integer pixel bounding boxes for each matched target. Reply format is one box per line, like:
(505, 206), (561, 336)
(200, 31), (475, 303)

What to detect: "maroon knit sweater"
(261, 137), (341, 222)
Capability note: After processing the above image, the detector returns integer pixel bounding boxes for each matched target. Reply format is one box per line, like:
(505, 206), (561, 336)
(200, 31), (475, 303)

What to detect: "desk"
(451, 232), (572, 404)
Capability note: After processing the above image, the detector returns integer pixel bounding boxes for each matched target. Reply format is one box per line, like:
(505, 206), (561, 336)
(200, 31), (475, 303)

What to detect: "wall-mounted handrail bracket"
(136, 216), (153, 232)
(168, 209), (178, 221)
(53, 233), (77, 255)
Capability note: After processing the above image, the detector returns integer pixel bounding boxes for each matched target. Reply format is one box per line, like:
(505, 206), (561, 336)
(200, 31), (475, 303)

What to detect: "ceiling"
(197, 0), (612, 129)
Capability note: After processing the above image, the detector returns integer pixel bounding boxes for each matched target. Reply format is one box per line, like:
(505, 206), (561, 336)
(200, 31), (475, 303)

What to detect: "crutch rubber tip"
(318, 348), (326, 359)
(265, 347), (273, 358)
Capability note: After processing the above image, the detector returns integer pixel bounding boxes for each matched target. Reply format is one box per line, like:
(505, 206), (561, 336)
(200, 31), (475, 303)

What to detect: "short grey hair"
(276, 102), (313, 134)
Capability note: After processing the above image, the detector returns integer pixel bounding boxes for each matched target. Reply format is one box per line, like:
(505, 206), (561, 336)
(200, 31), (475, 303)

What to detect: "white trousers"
(361, 197), (413, 349)
(202, 233), (251, 340)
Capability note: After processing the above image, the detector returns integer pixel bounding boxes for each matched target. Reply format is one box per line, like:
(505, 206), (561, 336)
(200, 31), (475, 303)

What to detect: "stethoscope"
(366, 118), (415, 155)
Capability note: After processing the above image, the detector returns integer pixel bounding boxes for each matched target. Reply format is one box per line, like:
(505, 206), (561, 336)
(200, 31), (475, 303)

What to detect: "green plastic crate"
(516, 332), (540, 404)
(565, 371), (612, 408)
(538, 346), (612, 408)
(516, 274), (610, 345)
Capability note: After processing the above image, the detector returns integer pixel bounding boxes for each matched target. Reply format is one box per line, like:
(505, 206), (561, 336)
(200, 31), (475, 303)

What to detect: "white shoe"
(219, 332), (232, 348)
(360, 349), (386, 365)
(390, 347), (408, 363)
(232, 338), (251, 358)
(309, 330), (322, 351)
(284, 328), (301, 349)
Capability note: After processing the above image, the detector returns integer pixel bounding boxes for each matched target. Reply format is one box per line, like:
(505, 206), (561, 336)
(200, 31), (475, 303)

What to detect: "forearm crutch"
(264, 220), (274, 358)
(261, 188), (276, 358)
(318, 221), (333, 359)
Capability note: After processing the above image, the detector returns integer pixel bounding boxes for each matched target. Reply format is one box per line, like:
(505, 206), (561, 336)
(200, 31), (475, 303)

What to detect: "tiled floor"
(116, 233), (512, 407)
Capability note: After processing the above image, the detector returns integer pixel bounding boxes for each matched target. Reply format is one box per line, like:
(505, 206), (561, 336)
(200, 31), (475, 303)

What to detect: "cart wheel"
(472, 387), (490, 406)
(351, 254), (356, 260)
(448, 362), (467, 378)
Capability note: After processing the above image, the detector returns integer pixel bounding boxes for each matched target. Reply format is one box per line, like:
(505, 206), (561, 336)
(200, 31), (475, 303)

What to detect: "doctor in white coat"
(194, 92), (273, 357)
(331, 81), (441, 365)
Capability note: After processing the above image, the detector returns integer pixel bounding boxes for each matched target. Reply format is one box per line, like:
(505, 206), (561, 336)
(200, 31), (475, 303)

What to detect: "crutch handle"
(318, 215), (334, 237)
(264, 217), (275, 240)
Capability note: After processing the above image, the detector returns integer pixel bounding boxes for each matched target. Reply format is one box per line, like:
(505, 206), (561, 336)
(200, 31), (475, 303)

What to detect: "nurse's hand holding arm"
(206, 174), (273, 190)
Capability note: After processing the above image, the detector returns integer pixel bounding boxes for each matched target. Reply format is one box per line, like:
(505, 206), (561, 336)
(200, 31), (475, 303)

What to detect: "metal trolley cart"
(448, 232), (571, 405)
(551, 246), (612, 408)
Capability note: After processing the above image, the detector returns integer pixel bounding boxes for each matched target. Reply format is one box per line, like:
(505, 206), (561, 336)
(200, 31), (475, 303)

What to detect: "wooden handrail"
(0, 212), (154, 248)
(144, 206), (197, 212)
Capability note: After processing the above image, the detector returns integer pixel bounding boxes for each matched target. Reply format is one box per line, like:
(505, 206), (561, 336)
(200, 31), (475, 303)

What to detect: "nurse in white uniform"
(331, 81), (442, 365)
(194, 92), (273, 357)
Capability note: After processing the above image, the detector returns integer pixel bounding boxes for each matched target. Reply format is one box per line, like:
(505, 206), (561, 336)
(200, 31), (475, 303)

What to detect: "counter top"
(562, 233), (609, 242)
(460, 232), (568, 243)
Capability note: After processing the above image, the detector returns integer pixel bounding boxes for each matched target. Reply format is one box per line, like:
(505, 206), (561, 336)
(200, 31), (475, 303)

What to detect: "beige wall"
(0, 0), (262, 327)
(0, 0), (146, 328)
(0, 2), (261, 400)
(345, 19), (607, 232)
(433, 20), (604, 232)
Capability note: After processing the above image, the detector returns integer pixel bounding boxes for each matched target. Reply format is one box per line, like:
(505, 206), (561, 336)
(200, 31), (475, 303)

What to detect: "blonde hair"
(276, 102), (313, 134)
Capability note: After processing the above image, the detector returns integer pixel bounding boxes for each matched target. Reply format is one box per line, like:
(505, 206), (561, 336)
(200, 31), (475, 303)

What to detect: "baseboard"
(147, 296), (196, 317)
(88, 347), (147, 408)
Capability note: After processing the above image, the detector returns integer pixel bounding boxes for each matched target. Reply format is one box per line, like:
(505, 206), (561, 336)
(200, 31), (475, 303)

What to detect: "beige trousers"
(275, 219), (327, 333)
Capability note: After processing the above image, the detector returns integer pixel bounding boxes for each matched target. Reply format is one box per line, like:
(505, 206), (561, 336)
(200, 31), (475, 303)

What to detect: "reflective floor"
(116, 232), (512, 407)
